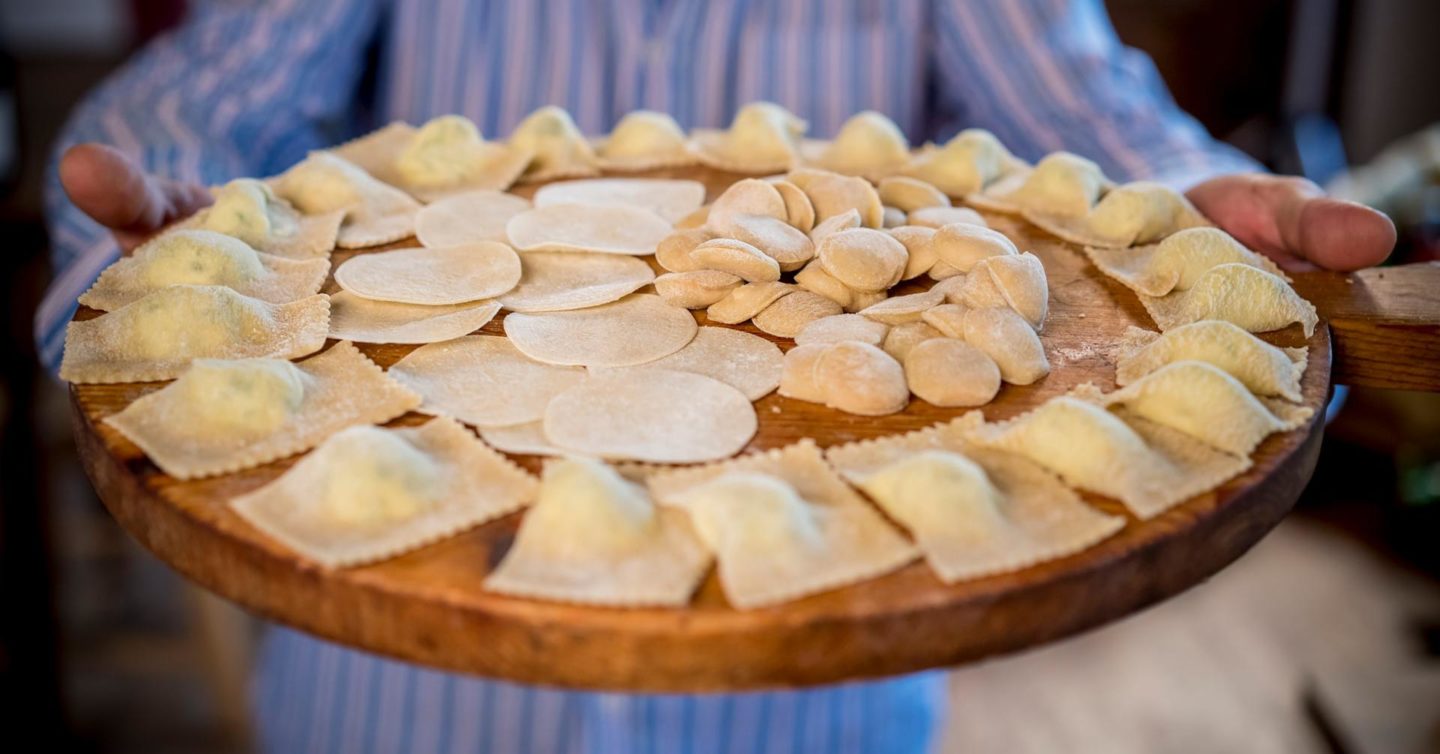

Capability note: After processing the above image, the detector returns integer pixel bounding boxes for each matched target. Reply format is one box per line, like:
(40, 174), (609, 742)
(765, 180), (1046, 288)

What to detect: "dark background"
(1, 1), (1437, 751)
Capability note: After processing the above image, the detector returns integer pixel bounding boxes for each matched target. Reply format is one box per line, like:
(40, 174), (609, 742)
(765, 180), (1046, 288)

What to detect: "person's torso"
(373, 0), (944, 141)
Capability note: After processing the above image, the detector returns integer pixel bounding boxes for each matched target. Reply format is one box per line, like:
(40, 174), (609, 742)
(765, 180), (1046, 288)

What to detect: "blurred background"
(0, 1), (1437, 752)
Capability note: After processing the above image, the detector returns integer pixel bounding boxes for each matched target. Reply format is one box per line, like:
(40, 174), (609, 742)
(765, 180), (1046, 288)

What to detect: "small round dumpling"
(814, 341), (909, 416)
(930, 223), (1017, 273)
(795, 313), (889, 347)
(788, 168), (885, 228)
(655, 270), (744, 309)
(170, 358), (309, 439)
(817, 228), (909, 292)
(958, 252), (1049, 331)
(691, 238), (782, 283)
(707, 178), (788, 226)
(877, 177), (950, 213)
(961, 307), (1049, 385)
(881, 321), (942, 362)
(890, 226), (939, 280)
(711, 214), (815, 271)
(753, 291), (843, 338)
(903, 338), (1001, 407)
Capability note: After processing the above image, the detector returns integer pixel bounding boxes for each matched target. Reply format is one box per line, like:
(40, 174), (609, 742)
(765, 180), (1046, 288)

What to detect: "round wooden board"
(70, 166), (1332, 692)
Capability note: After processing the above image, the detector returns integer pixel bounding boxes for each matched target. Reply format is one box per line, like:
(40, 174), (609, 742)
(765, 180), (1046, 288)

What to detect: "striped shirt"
(38, 1), (1260, 751)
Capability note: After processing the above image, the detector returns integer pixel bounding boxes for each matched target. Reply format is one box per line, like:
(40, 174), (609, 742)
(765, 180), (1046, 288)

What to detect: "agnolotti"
(104, 343), (420, 479)
(1139, 262), (1319, 336)
(508, 106), (601, 182)
(80, 229), (328, 311)
(1027, 181), (1208, 248)
(230, 419), (537, 568)
(906, 128), (1023, 197)
(271, 152), (422, 248)
(484, 457), (710, 606)
(60, 285), (329, 383)
(970, 151), (1110, 217)
(1081, 361), (1313, 456)
(597, 110), (696, 170)
(693, 101), (808, 173)
(1115, 322), (1308, 402)
(811, 110), (911, 180)
(1087, 227), (1288, 297)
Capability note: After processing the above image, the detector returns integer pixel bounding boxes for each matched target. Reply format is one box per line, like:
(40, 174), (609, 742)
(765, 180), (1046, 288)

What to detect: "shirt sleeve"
(35, 0), (382, 374)
(928, 0), (1262, 187)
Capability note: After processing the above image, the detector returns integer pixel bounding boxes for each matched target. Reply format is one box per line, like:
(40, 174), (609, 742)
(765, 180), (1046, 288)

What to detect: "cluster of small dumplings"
(62, 101), (1323, 610)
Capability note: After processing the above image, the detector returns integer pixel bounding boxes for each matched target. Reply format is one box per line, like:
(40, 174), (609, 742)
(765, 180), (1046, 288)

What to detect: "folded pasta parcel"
(231, 418), (536, 568)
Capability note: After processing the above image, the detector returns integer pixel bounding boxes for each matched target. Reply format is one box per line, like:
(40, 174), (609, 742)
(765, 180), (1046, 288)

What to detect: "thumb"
(59, 143), (212, 249)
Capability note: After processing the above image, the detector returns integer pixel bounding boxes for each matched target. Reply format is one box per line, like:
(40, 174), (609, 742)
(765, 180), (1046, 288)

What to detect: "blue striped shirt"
(38, 2), (1260, 751)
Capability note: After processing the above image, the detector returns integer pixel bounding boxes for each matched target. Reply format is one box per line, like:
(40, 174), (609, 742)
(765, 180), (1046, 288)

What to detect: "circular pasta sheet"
(478, 421), (566, 457)
(388, 335), (587, 428)
(543, 368), (757, 463)
(327, 290), (500, 344)
(506, 203), (672, 255)
(503, 293), (698, 367)
(533, 178), (706, 223)
(497, 251), (654, 313)
(415, 190), (532, 248)
(334, 243), (521, 305)
(591, 326), (784, 401)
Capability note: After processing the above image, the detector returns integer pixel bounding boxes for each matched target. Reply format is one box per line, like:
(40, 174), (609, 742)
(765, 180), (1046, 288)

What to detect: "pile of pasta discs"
(65, 102), (1320, 610)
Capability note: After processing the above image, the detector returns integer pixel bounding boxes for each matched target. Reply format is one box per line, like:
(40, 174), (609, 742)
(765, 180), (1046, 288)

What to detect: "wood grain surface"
(70, 167), (1340, 691)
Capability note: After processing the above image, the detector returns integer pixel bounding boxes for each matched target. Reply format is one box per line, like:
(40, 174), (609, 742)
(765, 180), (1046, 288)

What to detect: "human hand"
(58, 143), (213, 252)
(1186, 174), (1395, 272)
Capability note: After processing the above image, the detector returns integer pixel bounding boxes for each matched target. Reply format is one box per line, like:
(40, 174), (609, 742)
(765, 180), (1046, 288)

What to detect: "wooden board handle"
(1291, 262), (1440, 392)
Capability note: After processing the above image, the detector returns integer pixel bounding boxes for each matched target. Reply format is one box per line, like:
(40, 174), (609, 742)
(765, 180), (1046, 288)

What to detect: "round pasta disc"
(477, 421), (566, 457)
(388, 335), (587, 428)
(533, 178), (706, 223)
(543, 368), (758, 463)
(415, 190), (532, 248)
(327, 290), (501, 344)
(590, 325), (784, 401)
(503, 293), (698, 367)
(334, 243), (522, 305)
(506, 203), (673, 255)
(497, 251), (655, 312)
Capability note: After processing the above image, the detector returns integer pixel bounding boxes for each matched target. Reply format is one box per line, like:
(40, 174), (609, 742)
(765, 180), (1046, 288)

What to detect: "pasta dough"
(590, 326), (784, 401)
(498, 251), (654, 312)
(80, 229), (328, 311)
(825, 420), (1123, 583)
(1114, 322), (1308, 402)
(542, 369), (757, 463)
(648, 441), (918, 609)
(333, 242), (522, 305)
(506, 203), (672, 255)
(504, 293), (697, 367)
(965, 397), (1251, 519)
(231, 418), (536, 568)
(485, 457), (710, 606)
(414, 190), (531, 247)
(1074, 361), (1313, 455)
(61, 286), (328, 384)
(534, 178), (706, 224)
(1086, 226), (1287, 297)
(1138, 263), (1319, 336)
(388, 335), (587, 428)
(326, 291), (500, 344)
(105, 342), (420, 479)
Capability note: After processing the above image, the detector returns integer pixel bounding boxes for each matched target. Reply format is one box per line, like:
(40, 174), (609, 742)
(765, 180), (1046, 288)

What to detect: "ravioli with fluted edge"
(179, 178), (342, 258)
(105, 342), (420, 479)
(1026, 181), (1208, 248)
(968, 151), (1110, 216)
(61, 285), (328, 384)
(1115, 322), (1308, 402)
(1138, 262), (1318, 336)
(808, 110), (911, 180)
(270, 151), (421, 248)
(692, 101), (807, 173)
(508, 106), (601, 182)
(905, 128), (1026, 197)
(647, 441), (918, 609)
(597, 110), (697, 170)
(1086, 226), (1288, 297)
(80, 229), (328, 311)
(964, 396), (1251, 519)
(1074, 361), (1313, 456)
(485, 457), (710, 606)
(230, 418), (537, 568)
